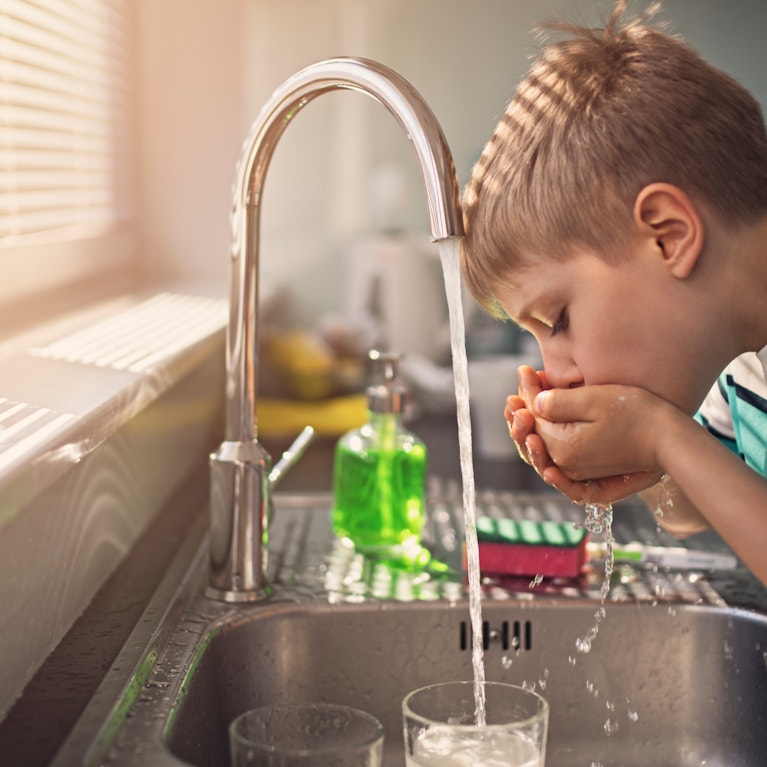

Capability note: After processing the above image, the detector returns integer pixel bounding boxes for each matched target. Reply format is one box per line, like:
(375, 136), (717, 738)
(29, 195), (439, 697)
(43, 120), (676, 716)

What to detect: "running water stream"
(439, 240), (486, 726)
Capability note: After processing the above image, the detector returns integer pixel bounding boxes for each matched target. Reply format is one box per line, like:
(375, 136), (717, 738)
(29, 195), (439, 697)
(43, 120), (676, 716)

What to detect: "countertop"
(0, 411), (763, 766)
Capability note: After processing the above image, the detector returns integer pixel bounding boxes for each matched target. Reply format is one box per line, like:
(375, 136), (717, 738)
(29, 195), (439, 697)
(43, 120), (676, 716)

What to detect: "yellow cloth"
(257, 395), (368, 437)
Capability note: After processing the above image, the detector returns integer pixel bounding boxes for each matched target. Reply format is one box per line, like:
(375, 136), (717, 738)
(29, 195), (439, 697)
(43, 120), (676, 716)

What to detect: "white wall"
(134, 0), (767, 324)
(135, 0), (247, 293)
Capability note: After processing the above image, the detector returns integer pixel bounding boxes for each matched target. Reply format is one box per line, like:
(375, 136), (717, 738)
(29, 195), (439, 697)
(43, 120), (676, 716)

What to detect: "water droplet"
(576, 635), (592, 654)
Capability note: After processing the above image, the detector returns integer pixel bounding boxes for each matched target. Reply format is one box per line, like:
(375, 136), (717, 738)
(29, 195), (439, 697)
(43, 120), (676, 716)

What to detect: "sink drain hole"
(460, 620), (532, 652)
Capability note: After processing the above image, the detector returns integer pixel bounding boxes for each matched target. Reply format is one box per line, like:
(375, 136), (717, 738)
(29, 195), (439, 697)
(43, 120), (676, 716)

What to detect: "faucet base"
(208, 440), (271, 599)
(204, 585), (270, 603)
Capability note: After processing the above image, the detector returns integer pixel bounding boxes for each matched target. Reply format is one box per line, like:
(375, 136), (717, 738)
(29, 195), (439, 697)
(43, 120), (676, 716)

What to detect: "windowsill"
(0, 282), (231, 718)
(0, 287), (229, 510)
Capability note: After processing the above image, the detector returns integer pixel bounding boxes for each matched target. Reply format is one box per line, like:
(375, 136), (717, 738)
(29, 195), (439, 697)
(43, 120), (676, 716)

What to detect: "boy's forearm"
(638, 477), (710, 538)
(654, 408), (767, 583)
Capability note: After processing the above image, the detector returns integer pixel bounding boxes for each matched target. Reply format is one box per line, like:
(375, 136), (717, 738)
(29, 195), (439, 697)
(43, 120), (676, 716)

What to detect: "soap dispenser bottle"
(332, 350), (427, 559)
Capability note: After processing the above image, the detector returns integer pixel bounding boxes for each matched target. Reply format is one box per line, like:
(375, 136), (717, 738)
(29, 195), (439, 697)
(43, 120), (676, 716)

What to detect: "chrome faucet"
(207, 57), (463, 602)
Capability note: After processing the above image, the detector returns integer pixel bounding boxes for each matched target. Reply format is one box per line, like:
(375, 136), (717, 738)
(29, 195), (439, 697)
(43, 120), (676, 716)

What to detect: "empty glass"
(229, 702), (384, 766)
(402, 681), (549, 766)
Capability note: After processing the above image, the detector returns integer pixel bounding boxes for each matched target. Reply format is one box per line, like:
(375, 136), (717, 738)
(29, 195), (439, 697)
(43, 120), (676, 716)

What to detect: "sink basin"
(64, 491), (767, 767)
(167, 600), (767, 767)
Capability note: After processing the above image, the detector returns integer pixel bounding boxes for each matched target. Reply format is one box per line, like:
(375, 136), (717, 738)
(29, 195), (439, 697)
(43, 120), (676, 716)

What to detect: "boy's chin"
(638, 380), (705, 417)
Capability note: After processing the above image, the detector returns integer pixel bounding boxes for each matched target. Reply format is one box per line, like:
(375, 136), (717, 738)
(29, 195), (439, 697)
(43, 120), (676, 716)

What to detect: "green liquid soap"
(332, 351), (427, 562)
(332, 415), (426, 552)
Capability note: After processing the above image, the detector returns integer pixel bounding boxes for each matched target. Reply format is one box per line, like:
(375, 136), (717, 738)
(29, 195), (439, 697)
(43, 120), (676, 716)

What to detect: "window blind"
(0, 0), (133, 244)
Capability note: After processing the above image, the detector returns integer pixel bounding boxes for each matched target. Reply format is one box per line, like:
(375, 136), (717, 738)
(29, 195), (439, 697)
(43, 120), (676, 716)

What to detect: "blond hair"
(461, 1), (767, 316)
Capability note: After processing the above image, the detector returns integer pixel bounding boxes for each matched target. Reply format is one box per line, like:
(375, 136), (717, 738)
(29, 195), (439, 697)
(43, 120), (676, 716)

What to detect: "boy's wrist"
(652, 401), (699, 474)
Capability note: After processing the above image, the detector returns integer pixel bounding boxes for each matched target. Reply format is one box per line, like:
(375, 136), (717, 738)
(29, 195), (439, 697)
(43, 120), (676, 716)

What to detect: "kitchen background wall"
(135, 0), (767, 327)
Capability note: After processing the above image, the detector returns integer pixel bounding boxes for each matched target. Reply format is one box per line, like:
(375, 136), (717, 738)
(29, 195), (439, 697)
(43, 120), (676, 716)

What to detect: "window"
(0, 0), (134, 308)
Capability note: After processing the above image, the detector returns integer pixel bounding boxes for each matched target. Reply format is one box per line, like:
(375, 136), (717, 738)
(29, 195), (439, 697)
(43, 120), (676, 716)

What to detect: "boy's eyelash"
(551, 309), (568, 336)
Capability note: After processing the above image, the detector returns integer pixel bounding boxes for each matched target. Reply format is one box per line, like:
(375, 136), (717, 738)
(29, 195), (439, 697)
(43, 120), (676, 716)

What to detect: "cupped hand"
(535, 463), (663, 505)
(504, 365), (549, 465)
(508, 367), (665, 504)
(532, 384), (667, 478)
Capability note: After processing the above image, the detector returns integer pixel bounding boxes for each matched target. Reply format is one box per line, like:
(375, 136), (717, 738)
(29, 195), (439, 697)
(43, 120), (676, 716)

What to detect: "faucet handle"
(268, 426), (315, 488)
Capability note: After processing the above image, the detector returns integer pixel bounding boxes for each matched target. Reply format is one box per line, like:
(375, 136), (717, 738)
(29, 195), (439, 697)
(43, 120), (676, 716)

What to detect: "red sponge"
(466, 516), (589, 579)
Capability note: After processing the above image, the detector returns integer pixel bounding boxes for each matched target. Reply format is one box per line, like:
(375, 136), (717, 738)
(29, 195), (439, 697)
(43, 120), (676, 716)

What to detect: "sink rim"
(158, 597), (767, 766)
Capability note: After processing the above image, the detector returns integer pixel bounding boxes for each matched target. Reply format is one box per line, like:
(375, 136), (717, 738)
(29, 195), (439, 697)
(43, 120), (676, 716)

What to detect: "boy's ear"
(633, 183), (705, 279)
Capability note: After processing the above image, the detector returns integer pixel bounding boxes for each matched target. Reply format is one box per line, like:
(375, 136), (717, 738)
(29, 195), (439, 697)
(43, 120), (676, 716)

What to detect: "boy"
(460, 1), (767, 585)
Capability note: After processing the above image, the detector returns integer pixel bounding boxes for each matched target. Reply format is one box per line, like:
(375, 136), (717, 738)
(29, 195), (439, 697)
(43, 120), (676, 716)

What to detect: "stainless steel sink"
(63, 491), (767, 767)
(165, 599), (767, 767)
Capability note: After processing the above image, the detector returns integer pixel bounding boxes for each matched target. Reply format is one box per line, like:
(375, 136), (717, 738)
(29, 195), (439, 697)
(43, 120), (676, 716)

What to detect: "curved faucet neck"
(226, 56), (464, 445)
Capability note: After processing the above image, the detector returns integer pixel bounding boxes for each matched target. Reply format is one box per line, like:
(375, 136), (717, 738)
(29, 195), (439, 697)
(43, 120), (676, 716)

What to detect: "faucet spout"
(208, 57), (463, 602)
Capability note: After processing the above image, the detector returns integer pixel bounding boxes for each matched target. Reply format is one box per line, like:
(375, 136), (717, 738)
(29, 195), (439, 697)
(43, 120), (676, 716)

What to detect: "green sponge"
(468, 516), (588, 578)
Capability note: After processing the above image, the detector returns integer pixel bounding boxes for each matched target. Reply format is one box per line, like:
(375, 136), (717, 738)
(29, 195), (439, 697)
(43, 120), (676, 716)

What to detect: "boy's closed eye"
(551, 308), (569, 336)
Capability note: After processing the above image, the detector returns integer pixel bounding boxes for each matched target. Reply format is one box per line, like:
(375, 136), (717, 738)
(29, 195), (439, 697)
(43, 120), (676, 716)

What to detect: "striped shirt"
(695, 348), (767, 476)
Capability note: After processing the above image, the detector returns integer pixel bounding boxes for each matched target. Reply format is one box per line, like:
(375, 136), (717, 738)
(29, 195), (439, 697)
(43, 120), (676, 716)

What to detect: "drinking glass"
(402, 681), (549, 767)
(229, 702), (384, 766)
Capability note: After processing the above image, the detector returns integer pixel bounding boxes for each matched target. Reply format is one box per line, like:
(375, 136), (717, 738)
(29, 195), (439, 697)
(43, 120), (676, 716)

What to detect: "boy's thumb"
(534, 390), (553, 417)
(533, 389), (583, 423)
(535, 388), (589, 422)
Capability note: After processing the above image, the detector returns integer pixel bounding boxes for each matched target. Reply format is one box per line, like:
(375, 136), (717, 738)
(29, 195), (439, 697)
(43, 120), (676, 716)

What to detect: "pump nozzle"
(367, 349), (408, 414)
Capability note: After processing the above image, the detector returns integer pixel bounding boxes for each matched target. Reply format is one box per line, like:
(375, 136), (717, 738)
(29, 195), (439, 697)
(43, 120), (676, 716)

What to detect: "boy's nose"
(541, 350), (584, 390)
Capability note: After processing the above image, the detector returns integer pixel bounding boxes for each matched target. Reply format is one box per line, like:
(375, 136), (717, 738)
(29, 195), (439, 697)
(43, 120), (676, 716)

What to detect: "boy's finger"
(505, 394), (526, 415)
(517, 365), (542, 408)
(508, 409), (535, 464)
(533, 388), (592, 422)
(512, 425), (531, 464)
(525, 433), (551, 476)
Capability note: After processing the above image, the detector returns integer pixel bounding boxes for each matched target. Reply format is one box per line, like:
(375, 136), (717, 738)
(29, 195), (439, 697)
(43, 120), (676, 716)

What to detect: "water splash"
(654, 473), (673, 532)
(529, 573), (544, 589)
(576, 504), (614, 653)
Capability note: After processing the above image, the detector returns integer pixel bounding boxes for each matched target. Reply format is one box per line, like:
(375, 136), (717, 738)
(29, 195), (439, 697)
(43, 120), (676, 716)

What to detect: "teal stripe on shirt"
(711, 372), (767, 474)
